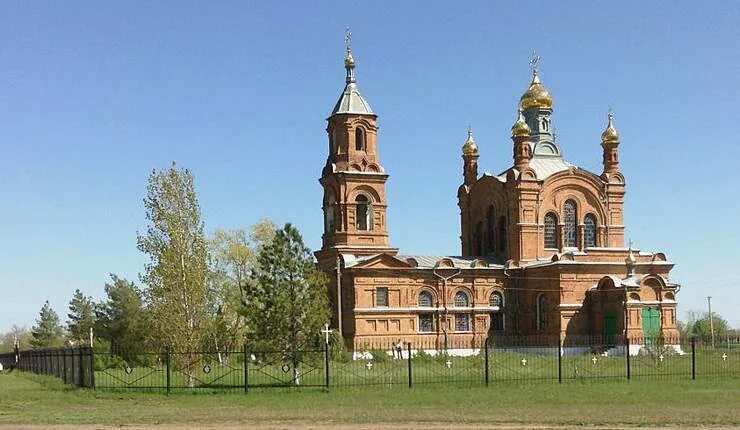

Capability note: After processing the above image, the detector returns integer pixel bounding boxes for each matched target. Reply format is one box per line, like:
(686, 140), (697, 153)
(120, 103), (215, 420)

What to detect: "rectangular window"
(455, 313), (470, 331)
(376, 287), (388, 307)
(419, 314), (434, 332)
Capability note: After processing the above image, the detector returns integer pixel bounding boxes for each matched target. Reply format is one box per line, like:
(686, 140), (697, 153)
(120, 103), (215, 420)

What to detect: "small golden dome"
(462, 127), (478, 155)
(519, 70), (553, 110)
(511, 109), (531, 138)
(625, 249), (636, 265)
(601, 112), (619, 143)
(345, 52), (355, 68)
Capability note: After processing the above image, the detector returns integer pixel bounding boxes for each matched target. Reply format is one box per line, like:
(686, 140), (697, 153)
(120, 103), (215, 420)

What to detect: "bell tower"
(315, 29), (397, 269)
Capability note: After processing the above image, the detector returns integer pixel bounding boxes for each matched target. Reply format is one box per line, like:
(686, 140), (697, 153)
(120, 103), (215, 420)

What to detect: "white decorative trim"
(558, 303), (583, 309)
(354, 306), (501, 313)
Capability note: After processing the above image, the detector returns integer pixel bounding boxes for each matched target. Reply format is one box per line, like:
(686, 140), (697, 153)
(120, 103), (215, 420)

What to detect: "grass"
(1, 370), (739, 427)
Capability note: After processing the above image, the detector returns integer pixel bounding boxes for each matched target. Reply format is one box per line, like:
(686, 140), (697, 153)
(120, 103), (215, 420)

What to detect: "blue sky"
(1, 1), (738, 332)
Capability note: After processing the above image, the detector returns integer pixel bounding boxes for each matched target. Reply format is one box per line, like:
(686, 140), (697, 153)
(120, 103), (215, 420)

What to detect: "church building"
(314, 34), (680, 353)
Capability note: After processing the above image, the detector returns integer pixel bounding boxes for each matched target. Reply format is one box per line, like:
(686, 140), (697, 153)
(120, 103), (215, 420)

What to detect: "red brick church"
(314, 34), (679, 354)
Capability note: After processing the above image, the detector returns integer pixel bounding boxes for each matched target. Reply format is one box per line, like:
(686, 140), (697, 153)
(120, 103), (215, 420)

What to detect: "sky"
(1, 1), (739, 333)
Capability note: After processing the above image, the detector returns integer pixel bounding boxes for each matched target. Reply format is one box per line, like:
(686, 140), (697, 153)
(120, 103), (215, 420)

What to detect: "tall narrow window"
(474, 222), (483, 256)
(355, 195), (371, 230)
(536, 294), (547, 332)
(489, 292), (504, 331)
(584, 214), (597, 248)
(376, 287), (388, 307)
(563, 199), (577, 248)
(486, 206), (495, 254)
(498, 217), (507, 254)
(330, 128), (337, 154)
(489, 292), (503, 308)
(355, 127), (366, 151)
(323, 194), (335, 233)
(544, 213), (557, 249)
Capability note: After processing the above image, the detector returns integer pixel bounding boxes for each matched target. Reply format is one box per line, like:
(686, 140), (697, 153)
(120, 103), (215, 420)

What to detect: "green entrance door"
(603, 310), (617, 345)
(641, 307), (661, 344)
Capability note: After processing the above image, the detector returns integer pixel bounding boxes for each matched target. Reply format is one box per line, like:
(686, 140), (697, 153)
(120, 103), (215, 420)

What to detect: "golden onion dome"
(519, 70), (553, 110)
(511, 109), (531, 138)
(601, 112), (619, 143)
(462, 127), (478, 155)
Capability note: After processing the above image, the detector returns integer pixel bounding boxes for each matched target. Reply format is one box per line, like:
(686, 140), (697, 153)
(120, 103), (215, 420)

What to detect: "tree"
(30, 301), (64, 348)
(688, 311), (730, 341)
(67, 289), (95, 346)
(0, 325), (31, 353)
(247, 223), (329, 383)
(137, 163), (209, 385)
(95, 274), (149, 356)
(205, 220), (276, 354)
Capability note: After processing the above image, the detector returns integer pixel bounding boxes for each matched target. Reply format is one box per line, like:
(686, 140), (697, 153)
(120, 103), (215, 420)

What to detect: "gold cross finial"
(628, 238), (633, 249)
(608, 107), (614, 121)
(344, 27), (352, 56)
(529, 50), (541, 75)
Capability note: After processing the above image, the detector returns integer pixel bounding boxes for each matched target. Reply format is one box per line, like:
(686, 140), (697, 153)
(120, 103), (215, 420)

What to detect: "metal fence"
(1, 336), (737, 391)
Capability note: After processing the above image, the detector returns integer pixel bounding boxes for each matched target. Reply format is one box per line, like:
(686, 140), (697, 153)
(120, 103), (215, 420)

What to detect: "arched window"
(544, 213), (557, 249)
(323, 194), (335, 233)
(563, 199), (577, 248)
(454, 291), (470, 307)
(584, 214), (597, 248)
(498, 217), (507, 254)
(329, 128), (337, 154)
(474, 222), (483, 256)
(489, 292), (503, 308)
(418, 291), (434, 307)
(486, 206), (495, 254)
(536, 294), (547, 332)
(355, 127), (366, 151)
(355, 195), (372, 231)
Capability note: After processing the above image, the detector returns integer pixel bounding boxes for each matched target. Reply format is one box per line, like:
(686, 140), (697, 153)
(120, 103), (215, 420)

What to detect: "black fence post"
(406, 342), (412, 388)
(243, 344), (248, 393)
(484, 339), (489, 386)
(324, 342), (330, 390)
(626, 337), (631, 380)
(165, 348), (171, 395)
(557, 341), (562, 384)
(691, 336), (696, 380)
(77, 348), (84, 387)
(62, 349), (68, 384)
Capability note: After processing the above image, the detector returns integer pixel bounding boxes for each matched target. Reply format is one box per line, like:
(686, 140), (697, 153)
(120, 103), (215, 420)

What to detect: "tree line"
(0, 163), (329, 363)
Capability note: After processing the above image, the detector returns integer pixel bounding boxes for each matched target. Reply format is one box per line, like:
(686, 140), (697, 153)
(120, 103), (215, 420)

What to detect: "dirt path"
(1, 424), (737, 430)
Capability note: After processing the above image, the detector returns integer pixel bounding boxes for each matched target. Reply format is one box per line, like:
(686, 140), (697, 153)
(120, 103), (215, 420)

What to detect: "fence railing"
(1, 336), (737, 391)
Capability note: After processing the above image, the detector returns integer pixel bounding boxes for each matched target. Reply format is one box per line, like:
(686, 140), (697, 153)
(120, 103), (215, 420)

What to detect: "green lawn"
(1, 370), (739, 427)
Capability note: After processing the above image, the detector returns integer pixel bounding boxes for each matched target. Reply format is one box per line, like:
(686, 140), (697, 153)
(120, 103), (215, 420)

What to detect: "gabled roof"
(342, 253), (504, 270)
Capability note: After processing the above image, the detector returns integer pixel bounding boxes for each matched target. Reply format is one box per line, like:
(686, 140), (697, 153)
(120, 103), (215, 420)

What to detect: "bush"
(369, 349), (391, 363)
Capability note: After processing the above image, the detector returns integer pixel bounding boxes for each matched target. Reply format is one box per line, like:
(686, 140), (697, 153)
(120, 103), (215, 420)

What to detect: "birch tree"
(137, 162), (208, 386)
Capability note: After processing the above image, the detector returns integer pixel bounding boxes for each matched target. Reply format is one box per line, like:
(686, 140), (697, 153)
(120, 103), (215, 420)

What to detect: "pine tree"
(247, 223), (329, 383)
(31, 301), (64, 348)
(67, 289), (95, 346)
(137, 163), (208, 385)
(95, 274), (149, 357)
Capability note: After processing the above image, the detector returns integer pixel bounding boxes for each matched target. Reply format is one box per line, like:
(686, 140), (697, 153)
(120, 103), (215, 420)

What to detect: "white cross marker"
(592, 356), (598, 365)
(659, 354), (664, 362)
(445, 359), (452, 369)
(365, 361), (373, 370)
(722, 353), (728, 361)
(321, 323), (332, 345)
(521, 358), (527, 366)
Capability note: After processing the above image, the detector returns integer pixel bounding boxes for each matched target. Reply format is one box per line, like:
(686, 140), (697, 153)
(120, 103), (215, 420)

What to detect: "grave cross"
(521, 358), (527, 367)
(592, 356), (598, 365)
(722, 353), (728, 361)
(321, 323), (333, 345)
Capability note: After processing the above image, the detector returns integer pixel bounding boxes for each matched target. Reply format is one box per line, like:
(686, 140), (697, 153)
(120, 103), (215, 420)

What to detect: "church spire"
(601, 110), (621, 176)
(331, 28), (374, 117)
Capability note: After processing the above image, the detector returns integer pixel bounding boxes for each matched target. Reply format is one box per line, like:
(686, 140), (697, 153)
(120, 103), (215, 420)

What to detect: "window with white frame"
(419, 314), (434, 332)
(454, 291), (470, 307)
(455, 313), (470, 331)
(584, 214), (597, 248)
(418, 290), (434, 307)
(544, 213), (558, 249)
(563, 200), (577, 248)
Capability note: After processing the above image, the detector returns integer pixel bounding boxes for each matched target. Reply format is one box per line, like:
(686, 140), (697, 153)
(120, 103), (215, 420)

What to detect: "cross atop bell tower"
(315, 29), (397, 268)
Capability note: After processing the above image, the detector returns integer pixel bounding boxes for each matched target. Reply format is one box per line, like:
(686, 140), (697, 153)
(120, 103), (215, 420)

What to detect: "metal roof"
(331, 83), (374, 116)
(398, 255), (504, 269)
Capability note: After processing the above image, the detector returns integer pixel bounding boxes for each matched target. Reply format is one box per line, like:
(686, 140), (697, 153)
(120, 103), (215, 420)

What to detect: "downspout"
(336, 255), (343, 340)
(433, 266), (462, 352)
